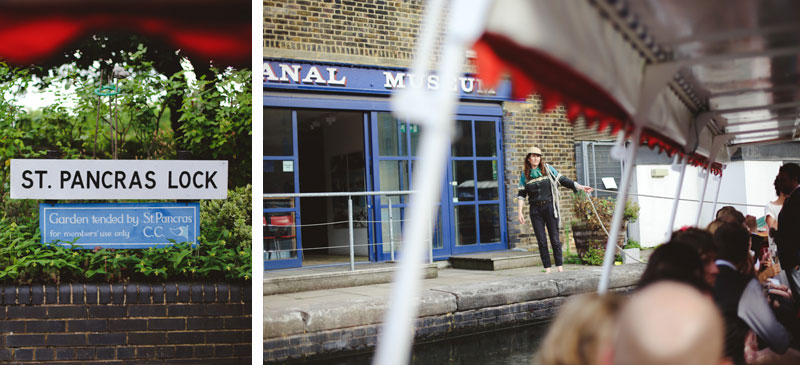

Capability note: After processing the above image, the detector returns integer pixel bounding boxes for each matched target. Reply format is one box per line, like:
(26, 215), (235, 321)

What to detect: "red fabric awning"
(474, 33), (723, 176)
(0, 1), (250, 66)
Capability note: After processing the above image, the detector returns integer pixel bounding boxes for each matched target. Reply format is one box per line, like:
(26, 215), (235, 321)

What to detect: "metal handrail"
(263, 190), (422, 270)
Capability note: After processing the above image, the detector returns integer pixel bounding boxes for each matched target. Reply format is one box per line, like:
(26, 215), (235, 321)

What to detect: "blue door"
(369, 112), (506, 261)
(447, 117), (506, 254)
(370, 111), (450, 261)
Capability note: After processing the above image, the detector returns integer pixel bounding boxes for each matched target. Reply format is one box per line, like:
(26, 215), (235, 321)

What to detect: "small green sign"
(399, 123), (418, 134)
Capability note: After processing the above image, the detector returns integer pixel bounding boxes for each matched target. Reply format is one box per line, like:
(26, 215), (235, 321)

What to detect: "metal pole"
(389, 200), (395, 262)
(599, 124), (642, 294)
(666, 156), (688, 238)
(348, 196), (355, 271)
(695, 167), (712, 227)
(711, 174), (723, 220)
(429, 209), (434, 264)
(591, 142), (598, 198)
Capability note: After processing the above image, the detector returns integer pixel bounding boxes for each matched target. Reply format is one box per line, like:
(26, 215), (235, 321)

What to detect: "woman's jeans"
(529, 201), (562, 268)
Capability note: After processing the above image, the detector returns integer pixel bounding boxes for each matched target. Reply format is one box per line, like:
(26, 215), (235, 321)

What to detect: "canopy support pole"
(711, 173), (723, 220)
(695, 166), (712, 226)
(694, 138), (727, 226)
(598, 122), (643, 294)
(373, 1), (492, 364)
(666, 155), (688, 239)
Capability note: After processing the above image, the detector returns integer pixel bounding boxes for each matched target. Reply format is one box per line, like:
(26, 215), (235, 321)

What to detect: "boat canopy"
(475, 0), (800, 173)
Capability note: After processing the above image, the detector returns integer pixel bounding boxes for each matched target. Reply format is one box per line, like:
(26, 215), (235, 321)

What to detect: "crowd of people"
(535, 163), (800, 365)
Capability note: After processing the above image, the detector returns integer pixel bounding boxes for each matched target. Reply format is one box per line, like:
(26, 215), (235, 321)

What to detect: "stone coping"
(0, 282), (251, 306)
(264, 264), (644, 338)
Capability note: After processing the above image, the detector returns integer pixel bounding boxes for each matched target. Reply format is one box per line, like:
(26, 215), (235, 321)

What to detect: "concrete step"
(449, 251), (550, 270)
(264, 262), (438, 295)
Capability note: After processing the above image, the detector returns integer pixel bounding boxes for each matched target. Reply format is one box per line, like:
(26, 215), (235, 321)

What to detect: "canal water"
(294, 321), (551, 365)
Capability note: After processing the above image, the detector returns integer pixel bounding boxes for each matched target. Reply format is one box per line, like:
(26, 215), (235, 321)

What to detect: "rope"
(585, 195), (647, 264)
(264, 240), (430, 253)
(265, 218), (409, 228)
(591, 188), (766, 208)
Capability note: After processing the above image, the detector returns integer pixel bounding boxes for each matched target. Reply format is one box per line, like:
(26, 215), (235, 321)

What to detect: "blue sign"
(264, 58), (512, 102)
(40, 203), (200, 249)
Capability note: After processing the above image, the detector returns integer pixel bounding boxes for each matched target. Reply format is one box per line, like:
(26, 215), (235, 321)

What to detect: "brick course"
(0, 282), (250, 363)
(265, 0), (578, 255)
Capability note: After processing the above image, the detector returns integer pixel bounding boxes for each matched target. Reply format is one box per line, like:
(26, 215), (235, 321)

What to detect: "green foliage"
(581, 247), (605, 266)
(177, 67), (252, 187)
(0, 187), (251, 285)
(200, 184), (252, 249)
(573, 191), (640, 232)
(571, 192), (639, 266)
(0, 45), (251, 190)
(624, 239), (641, 249)
(563, 252), (582, 265)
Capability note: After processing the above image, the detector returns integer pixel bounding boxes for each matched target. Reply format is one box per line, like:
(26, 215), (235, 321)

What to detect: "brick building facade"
(264, 0), (578, 257)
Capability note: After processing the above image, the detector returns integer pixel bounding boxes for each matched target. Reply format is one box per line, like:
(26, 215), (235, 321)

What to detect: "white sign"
(601, 177), (618, 190)
(11, 159), (228, 200)
(282, 160), (294, 172)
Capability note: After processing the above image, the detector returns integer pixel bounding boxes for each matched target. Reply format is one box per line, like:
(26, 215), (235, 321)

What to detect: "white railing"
(263, 190), (427, 271)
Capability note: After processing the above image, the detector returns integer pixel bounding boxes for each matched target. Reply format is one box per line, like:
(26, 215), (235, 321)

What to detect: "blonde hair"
(535, 293), (625, 365)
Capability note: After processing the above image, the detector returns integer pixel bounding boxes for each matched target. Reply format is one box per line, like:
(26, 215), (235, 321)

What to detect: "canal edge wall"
(0, 282), (252, 363)
(264, 264), (645, 362)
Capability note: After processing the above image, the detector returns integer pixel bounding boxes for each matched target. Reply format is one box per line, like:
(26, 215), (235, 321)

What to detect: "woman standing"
(765, 176), (786, 253)
(517, 146), (592, 273)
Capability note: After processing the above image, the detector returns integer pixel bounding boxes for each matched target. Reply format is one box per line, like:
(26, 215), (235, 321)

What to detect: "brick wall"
(0, 282), (251, 364)
(264, 0), (578, 254)
(265, 0), (424, 68)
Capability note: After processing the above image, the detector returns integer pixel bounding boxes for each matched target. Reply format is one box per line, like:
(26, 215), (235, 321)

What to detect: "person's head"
(524, 146), (545, 177)
(614, 282), (725, 365)
(777, 163), (800, 195)
(714, 222), (752, 273)
(774, 175), (785, 198)
(638, 241), (710, 294)
(536, 292), (624, 365)
(716, 206), (737, 220)
(706, 219), (725, 234)
(671, 227), (719, 287)
(716, 207), (745, 226)
(744, 215), (757, 233)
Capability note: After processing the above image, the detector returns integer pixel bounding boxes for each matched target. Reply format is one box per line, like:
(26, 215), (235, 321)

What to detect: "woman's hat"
(527, 146), (542, 155)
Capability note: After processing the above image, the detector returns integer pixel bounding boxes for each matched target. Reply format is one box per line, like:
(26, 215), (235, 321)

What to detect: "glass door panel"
(448, 117), (506, 254)
(478, 204), (501, 243)
(452, 160), (475, 202)
(455, 205), (477, 246)
(476, 161), (498, 200)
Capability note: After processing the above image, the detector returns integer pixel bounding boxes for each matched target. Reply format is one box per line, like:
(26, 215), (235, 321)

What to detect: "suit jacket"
(777, 187), (800, 269)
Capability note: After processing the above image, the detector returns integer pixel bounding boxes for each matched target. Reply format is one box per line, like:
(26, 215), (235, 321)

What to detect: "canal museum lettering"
(10, 159), (228, 200)
(264, 59), (511, 101)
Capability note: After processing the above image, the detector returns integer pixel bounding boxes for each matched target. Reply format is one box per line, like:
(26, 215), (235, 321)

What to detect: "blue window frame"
(264, 108), (302, 270)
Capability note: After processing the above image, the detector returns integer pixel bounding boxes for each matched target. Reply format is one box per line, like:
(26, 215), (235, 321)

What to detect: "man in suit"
(776, 163), (800, 306)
